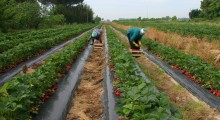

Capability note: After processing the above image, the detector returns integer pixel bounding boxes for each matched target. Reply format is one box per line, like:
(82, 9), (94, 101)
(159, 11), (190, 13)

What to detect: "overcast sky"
(83, 0), (202, 20)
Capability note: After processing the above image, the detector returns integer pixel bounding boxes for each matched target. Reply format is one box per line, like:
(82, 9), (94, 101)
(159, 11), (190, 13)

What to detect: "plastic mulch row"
(0, 29), (93, 86)
(33, 44), (93, 120)
(111, 26), (220, 111)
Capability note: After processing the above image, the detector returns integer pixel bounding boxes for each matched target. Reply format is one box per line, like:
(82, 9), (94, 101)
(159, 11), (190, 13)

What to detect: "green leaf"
(123, 108), (131, 116)
(123, 104), (133, 109)
(0, 117), (6, 120)
(0, 83), (9, 93)
(137, 82), (146, 90)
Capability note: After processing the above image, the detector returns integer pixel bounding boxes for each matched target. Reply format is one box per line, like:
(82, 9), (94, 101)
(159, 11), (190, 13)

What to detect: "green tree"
(189, 9), (201, 19)
(137, 17), (142, 21)
(0, 0), (16, 32)
(52, 3), (93, 23)
(200, 0), (220, 18)
(94, 15), (101, 23)
(12, 2), (42, 29)
(40, 14), (66, 28)
(39, 0), (84, 5)
(172, 16), (177, 21)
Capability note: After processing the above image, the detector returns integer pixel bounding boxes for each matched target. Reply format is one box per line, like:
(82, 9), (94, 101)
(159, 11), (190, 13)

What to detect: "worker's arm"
(132, 41), (139, 47)
(138, 41), (142, 47)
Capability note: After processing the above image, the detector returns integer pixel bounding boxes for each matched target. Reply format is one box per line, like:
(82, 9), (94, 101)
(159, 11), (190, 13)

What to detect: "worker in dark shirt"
(127, 28), (146, 50)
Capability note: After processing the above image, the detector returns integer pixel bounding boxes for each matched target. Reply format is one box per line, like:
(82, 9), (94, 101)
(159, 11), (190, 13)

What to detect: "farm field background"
(0, 0), (220, 120)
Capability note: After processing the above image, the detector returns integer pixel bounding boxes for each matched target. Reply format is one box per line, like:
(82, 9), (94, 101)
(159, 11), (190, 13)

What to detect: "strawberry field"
(111, 26), (220, 93)
(0, 23), (220, 120)
(116, 21), (220, 41)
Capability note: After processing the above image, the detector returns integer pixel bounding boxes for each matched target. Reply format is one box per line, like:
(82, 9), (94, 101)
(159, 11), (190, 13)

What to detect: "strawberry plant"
(0, 30), (93, 119)
(116, 21), (220, 41)
(112, 25), (220, 95)
(106, 26), (182, 119)
(0, 24), (96, 73)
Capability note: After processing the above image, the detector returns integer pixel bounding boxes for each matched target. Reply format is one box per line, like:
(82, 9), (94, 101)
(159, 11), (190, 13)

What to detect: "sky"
(83, 0), (202, 20)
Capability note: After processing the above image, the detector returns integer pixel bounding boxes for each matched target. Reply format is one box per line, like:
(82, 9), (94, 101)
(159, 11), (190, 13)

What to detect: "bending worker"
(126, 28), (146, 50)
(88, 28), (102, 45)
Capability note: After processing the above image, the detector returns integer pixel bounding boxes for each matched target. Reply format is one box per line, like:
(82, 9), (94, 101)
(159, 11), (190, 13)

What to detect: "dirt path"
(66, 30), (105, 120)
(109, 26), (220, 120)
(110, 22), (220, 68)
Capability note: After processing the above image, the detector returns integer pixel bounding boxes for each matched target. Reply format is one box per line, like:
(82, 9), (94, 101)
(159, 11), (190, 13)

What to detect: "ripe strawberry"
(210, 89), (214, 93)
(118, 116), (122, 120)
(114, 90), (121, 96)
(216, 92), (220, 97)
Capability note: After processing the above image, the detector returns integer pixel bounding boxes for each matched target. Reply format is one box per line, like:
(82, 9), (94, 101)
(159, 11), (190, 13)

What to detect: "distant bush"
(40, 15), (66, 28)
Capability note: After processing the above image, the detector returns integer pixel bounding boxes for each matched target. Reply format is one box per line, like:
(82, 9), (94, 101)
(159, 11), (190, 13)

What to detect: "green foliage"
(39, 0), (84, 5)
(137, 17), (142, 21)
(0, 30), (91, 119)
(0, 24), (96, 72)
(189, 9), (202, 19)
(106, 26), (182, 119)
(112, 25), (220, 91)
(53, 3), (94, 23)
(11, 2), (42, 29)
(0, 0), (95, 32)
(172, 16), (177, 21)
(40, 14), (66, 28)
(201, 0), (220, 19)
(117, 21), (220, 41)
(94, 15), (101, 23)
(0, 0), (16, 32)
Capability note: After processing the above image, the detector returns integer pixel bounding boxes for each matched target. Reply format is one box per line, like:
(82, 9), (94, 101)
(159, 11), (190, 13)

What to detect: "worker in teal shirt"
(127, 28), (146, 50)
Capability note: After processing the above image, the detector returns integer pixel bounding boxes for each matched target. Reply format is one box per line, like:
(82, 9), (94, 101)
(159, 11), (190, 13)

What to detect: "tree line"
(0, 0), (101, 32)
(189, 0), (220, 19)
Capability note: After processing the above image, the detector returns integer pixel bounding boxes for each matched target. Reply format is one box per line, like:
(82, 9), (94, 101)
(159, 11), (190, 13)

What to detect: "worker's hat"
(92, 31), (97, 37)
(140, 28), (147, 35)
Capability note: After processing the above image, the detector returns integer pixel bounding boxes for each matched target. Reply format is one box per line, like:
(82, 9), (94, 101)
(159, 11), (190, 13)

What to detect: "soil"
(22, 60), (45, 74)
(110, 26), (220, 120)
(66, 29), (105, 120)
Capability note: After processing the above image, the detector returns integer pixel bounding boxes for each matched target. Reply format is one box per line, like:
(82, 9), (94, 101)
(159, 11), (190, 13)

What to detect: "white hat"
(140, 28), (147, 35)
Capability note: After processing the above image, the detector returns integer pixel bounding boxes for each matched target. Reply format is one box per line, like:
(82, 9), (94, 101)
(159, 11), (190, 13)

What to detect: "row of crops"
(116, 21), (220, 41)
(0, 31), (92, 119)
(0, 24), (96, 73)
(111, 25), (220, 96)
(106, 26), (182, 119)
(0, 24), (86, 42)
(0, 23), (218, 120)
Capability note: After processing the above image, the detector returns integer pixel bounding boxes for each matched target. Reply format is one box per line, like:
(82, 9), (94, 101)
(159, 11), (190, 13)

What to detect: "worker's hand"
(138, 41), (142, 47)
(133, 42), (139, 47)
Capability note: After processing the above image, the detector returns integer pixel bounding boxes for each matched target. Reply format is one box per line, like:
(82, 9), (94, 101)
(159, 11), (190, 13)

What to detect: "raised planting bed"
(116, 21), (220, 41)
(105, 26), (182, 119)
(0, 25), (100, 85)
(0, 31), (93, 120)
(110, 25), (220, 110)
(0, 24), (96, 74)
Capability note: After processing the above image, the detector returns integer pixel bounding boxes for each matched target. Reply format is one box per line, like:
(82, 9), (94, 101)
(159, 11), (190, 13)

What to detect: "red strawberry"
(213, 90), (217, 95)
(2, 68), (7, 73)
(114, 90), (121, 96)
(66, 64), (71, 71)
(216, 92), (220, 97)
(118, 116), (122, 120)
(114, 76), (118, 81)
